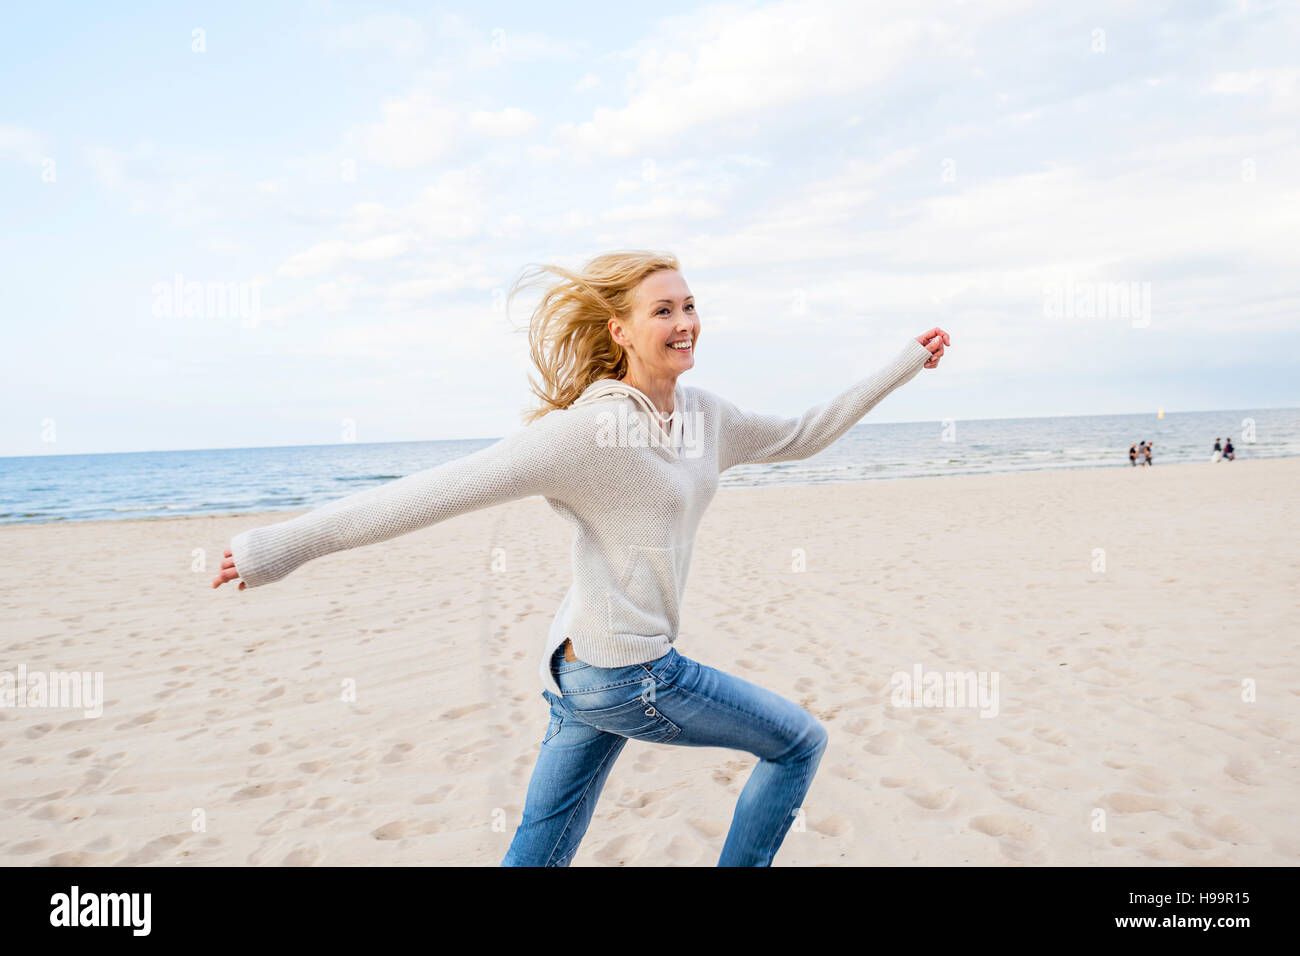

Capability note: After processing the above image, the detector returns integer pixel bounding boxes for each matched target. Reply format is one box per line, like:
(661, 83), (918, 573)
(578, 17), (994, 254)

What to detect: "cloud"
(356, 91), (462, 168)
(353, 95), (539, 168)
(0, 124), (46, 166)
(84, 142), (234, 225)
(277, 234), (415, 279)
(468, 107), (538, 137)
(551, 0), (1031, 159)
(1208, 68), (1300, 113)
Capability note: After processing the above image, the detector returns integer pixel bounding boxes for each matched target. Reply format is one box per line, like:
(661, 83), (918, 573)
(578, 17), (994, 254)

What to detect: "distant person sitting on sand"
(1224, 438), (1235, 461)
(1129, 443), (1138, 466)
(1143, 441), (1153, 466)
(1212, 438), (1222, 463)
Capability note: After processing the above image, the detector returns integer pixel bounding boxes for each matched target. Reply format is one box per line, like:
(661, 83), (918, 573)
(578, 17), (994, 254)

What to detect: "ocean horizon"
(2, 405), (1296, 525)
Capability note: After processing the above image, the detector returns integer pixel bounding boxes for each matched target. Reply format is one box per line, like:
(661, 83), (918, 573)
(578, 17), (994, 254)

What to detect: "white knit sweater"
(229, 338), (933, 697)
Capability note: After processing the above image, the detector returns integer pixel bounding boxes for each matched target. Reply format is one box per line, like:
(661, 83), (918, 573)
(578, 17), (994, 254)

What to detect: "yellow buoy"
(1157, 407), (1164, 419)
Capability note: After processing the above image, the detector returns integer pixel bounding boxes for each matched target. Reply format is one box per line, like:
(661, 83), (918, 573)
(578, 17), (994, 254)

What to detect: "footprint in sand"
(415, 785), (457, 804)
(809, 814), (853, 837)
(371, 821), (409, 840)
(1223, 754), (1261, 786)
(1032, 727), (1067, 747)
(593, 831), (649, 865)
(906, 787), (957, 811)
(232, 782), (280, 801)
(1003, 791), (1052, 813)
(114, 710), (159, 731)
(440, 702), (491, 720)
(119, 833), (190, 865)
(32, 801), (92, 822)
(969, 814), (1048, 862)
(84, 834), (126, 853)
(687, 817), (725, 840)
(1103, 792), (1174, 814)
(1170, 830), (1215, 850)
(1194, 811), (1264, 844)
(282, 842), (323, 866)
(664, 833), (705, 864)
(863, 730), (901, 755)
(382, 743), (415, 763)
(843, 717), (873, 737)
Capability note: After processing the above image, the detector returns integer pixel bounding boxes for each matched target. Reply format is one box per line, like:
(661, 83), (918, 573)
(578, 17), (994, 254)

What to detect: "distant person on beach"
(1129, 443), (1138, 466)
(1224, 438), (1235, 461)
(1144, 441), (1153, 466)
(210, 249), (950, 866)
(1135, 441), (1147, 466)
(1212, 438), (1223, 463)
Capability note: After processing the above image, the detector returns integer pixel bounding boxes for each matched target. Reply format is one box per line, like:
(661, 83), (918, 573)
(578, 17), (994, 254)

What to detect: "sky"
(1, 0), (1297, 456)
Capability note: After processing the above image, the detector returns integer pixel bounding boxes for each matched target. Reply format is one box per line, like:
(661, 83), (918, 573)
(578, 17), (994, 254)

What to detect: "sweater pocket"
(606, 545), (680, 638)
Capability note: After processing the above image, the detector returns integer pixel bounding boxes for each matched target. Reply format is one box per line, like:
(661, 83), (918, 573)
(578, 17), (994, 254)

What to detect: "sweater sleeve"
(228, 415), (573, 589)
(715, 338), (932, 472)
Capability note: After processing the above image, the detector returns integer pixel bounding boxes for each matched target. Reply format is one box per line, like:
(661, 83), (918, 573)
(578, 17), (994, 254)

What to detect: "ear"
(608, 315), (629, 349)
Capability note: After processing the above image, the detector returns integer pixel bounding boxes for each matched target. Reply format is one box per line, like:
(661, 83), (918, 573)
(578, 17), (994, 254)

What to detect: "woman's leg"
(650, 651), (829, 866)
(501, 690), (627, 866)
(551, 647), (828, 867)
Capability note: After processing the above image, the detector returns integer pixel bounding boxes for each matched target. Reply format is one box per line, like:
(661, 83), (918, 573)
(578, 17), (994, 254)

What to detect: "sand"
(2, 457), (1297, 866)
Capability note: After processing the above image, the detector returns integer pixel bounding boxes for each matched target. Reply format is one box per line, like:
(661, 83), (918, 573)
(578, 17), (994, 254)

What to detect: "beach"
(2, 456), (1297, 866)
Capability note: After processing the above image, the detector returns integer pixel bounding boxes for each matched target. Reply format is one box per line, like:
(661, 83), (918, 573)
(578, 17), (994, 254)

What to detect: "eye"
(685, 303), (695, 311)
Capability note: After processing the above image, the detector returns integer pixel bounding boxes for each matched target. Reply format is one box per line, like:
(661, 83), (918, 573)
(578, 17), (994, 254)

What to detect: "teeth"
(669, 341), (691, 350)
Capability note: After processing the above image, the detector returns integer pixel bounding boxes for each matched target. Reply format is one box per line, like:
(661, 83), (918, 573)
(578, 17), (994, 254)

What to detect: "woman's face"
(611, 269), (699, 381)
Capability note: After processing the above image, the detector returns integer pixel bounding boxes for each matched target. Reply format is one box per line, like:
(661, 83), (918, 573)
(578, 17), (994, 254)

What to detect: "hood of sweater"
(571, 378), (684, 461)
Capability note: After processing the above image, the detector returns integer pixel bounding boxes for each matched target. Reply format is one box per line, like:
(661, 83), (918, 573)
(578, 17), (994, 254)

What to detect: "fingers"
(917, 327), (949, 368)
(211, 563), (242, 589)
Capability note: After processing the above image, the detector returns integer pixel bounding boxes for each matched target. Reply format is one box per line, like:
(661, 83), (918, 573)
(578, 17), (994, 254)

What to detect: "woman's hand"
(916, 328), (950, 368)
(211, 549), (245, 590)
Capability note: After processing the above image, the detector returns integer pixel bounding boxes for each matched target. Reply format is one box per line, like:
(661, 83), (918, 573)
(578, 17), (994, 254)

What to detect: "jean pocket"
(570, 695), (681, 743)
(542, 711), (563, 745)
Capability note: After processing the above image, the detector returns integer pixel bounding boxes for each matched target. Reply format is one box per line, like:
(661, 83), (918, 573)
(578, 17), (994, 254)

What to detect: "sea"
(1, 407), (1296, 525)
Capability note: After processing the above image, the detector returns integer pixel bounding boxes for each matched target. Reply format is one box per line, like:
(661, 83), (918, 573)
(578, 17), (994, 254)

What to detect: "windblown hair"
(510, 250), (681, 424)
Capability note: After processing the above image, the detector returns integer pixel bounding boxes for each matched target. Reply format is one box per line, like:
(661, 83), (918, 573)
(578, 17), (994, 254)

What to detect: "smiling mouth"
(668, 340), (693, 353)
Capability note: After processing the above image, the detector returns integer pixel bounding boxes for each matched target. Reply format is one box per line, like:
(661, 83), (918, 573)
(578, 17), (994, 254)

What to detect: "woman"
(212, 250), (949, 866)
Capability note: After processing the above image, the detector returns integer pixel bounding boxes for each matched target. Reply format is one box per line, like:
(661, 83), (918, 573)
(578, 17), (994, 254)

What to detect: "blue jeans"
(501, 645), (828, 866)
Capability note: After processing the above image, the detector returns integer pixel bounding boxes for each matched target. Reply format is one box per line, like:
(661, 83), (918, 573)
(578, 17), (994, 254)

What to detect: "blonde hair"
(510, 250), (681, 424)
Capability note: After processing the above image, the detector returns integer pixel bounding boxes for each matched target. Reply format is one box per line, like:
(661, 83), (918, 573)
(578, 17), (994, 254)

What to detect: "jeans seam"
(544, 733), (622, 866)
(558, 673), (652, 695)
(659, 675), (795, 741)
(758, 740), (825, 864)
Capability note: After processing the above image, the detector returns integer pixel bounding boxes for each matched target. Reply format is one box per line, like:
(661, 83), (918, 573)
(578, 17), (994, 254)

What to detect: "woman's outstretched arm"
(712, 329), (948, 472)
(214, 415), (572, 590)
